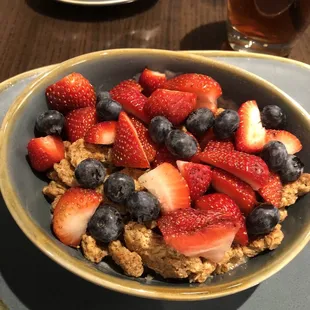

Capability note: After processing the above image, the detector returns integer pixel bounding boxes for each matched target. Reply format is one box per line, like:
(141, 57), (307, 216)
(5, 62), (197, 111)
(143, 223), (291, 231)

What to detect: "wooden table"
(1, 0), (310, 82)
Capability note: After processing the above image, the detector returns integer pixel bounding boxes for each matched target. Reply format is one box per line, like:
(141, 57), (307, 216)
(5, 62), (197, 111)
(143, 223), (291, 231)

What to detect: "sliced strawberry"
(27, 135), (65, 172)
(112, 112), (149, 168)
(195, 193), (248, 246)
(158, 208), (239, 262)
(139, 68), (167, 95)
(117, 79), (143, 92)
(52, 188), (102, 247)
(212, 168), (257, 215)
(110, 82), (149, 123)
(130, 117), (157, 162)
(144, 89), (197, 125)
(65, 107), (97, 142)
(199, 150), (269, 190)
(163, 73), (222, 113)
(138, 163), (190, 214)
(265, 130), (302, 154)
(176, 161), (212, 200)
(258, 173), (282, 208)
(203, 139), (235, 153)
(235, 100), (266, 153)
(151, 146), (177, 168)
(84, 121), (117, 145)
(46, 73), (96, 113)
(198, 128), (216, 150)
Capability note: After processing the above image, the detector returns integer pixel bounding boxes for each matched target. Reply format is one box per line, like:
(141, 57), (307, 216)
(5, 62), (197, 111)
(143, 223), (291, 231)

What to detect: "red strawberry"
(157, 208), (240, 262)
(112, 112), (149, 168)
(163, 73), (222, 113)
(52, 188), (102, 247)
(84, 121), (117, 145)
(152, 146), (177, 168)
(116, 79), (143, 92)
(186, 132), (201, 163)
(199, 128), (216, 150)
(203, 139), (235, 153)
(176, 161), (212, 200)
(144, 89), (197, 125)
(130, 117), (157, 162)
(195, 193), (248, 246)
(138, 163), (190, 214)
(211, 168), (257, 215)
(65, 107), (98, 142)
(199, 150), (269, 190)
(235, 100), (266, 153)
(258, 173), (282, 208)
(27, 135), (65, 172)
(46, 73), (96, 113)
(139, 68), (167, 95)
(265, 130), (302, 154)
(110, 82), (149, 123)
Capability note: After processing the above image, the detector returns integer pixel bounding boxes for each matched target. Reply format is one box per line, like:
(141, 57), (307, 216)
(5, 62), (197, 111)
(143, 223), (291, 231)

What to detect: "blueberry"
(278, 155), (304, 184)
(261, 141), (288, 171)
(96, 91), (122, 121)
(75, 159), (106, 189)
(185, 108), (215, 137)
(35, 110), (65, 136)
(261, 105), (287, 129)
(213, 109), (240, 140)
(127, 191), (160, 222)
(246, 204), (280, 235)
(165, 130), (197, 159)
(88, 204), (124, 243)
(104, 172), (135, 204)
(149, 116), (173, 144)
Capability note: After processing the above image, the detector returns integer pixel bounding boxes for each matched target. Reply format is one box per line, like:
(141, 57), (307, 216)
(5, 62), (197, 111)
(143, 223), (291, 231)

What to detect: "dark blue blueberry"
(127, 191), (160, 223)
(104, 172), (135, 204)
(213, 109), (240, 139)
(278, 155), (304, 184)
(185, 108), (215, 137)
(261, 141), (288, 171)
(96, 91), (122, 121)
(246, 204), (280, 235)
(149, 116), (173, 144)
(35, 110), (65, 136)
(165, 130), (197, 159)
(88, 204), (124, 243)
(261, 105), (287, 129)
(75, 159), (106, 189)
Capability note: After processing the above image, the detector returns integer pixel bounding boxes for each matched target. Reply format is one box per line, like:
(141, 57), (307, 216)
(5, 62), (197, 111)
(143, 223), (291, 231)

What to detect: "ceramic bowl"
(1, 49), (309, 300)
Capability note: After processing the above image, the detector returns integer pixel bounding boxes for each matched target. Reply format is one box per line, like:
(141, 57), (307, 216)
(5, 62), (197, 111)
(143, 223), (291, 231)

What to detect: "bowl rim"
(1, 48), (310, 301)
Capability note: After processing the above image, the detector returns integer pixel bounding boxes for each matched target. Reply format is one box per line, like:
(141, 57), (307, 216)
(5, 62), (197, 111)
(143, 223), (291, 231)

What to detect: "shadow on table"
(0, 194), (257, 310)
(25, 0), (159, 22)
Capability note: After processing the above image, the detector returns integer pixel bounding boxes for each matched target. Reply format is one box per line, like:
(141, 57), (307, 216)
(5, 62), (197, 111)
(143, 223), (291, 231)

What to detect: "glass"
(227, 0), (310, 56)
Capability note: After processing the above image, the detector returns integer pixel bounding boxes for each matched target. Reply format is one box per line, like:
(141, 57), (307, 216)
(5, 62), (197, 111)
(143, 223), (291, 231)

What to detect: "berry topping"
(148, 116), (173, 145)
(151, 146), (177, 168)
(35, 110), (65, 136)
(261, 105), (287, 129)
(261, 141), (288, 172)
(213, 109), (240, 140)
(278, 155), (304, 184)
(185, 108), (215, 137)
(96, 91), (122, 121)
(258, 173), (282, 208)
(84, 121), (117, 145)
(88, 204), (124, 243)
(139, 68), (167, 95)
(203, 139), (235, 153)
(246, 204), (280, 235)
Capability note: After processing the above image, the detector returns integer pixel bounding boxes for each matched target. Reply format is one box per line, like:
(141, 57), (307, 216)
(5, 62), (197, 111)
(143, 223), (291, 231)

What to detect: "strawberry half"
(139, 68), (167, 95)
(235, 100), (266, 153)
(195, 193), (249, 246)
(144, 89), (197, 125)
(163, 73), (222, 113)
(177, 161), (212, 201)
(151, 146), (177, 168)
(265, 130), (302, 154)
(130, 116), (157, 162)
(199, 150), (269, 190)
(46, 73), (96, 113)
(110, 81), (149, 123)
(158, 208), (240, 262)
(27, 135), (65, 172)
(258, 173), (282, 208)
(112, 112), (150, 168)
(211, 168), (257, 215)
(84, 121), (117, 145)
(203, 139), (235, 153)
(65, 107), (97, 142)
(52, 188), (102, 247)
(138, 163), (190, 214)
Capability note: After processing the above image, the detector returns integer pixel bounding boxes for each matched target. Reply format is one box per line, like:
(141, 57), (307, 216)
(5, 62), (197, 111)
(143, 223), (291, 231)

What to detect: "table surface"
(1, 0), (310, 83)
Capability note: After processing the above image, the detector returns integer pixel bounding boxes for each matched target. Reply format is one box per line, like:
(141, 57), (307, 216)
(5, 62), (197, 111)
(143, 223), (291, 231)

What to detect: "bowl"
(1, 49), (309, 300)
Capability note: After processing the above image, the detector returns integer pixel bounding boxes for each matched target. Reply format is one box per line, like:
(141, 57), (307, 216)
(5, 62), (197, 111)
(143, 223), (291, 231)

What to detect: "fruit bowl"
(1, 49), (310, 300)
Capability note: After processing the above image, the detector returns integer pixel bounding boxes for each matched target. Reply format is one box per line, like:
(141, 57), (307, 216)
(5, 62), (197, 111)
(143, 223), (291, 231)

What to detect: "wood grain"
(0, 0), (309, 82)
